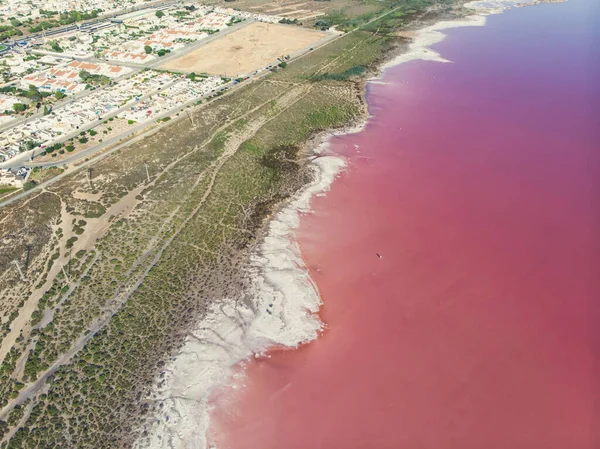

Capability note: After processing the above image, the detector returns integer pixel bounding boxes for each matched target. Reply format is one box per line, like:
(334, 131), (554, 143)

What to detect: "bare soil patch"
(160, 22), (328, 77)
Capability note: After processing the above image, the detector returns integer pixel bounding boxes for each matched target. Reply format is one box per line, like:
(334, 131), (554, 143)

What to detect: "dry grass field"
(160, 22), (329, 76)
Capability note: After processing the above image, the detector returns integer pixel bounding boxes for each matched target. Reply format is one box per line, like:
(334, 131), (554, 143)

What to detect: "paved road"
(0, 27), (341, 207)
(32, 81), (233, 168)
(0, 19), (255, 162)
(0, 79), (233, 208)
(0, 77), (180, 168)
(14, 0), (181, 46)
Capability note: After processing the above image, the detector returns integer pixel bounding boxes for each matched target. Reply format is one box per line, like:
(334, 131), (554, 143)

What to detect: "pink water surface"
(210, 1), (600, 448)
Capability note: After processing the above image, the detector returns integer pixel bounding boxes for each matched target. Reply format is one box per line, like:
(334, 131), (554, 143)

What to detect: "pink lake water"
(210, 1), (600, 448)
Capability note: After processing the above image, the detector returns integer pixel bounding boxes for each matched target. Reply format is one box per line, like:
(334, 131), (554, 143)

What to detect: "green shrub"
(65, 236), (78, 249)
(23, 181), (36, 191)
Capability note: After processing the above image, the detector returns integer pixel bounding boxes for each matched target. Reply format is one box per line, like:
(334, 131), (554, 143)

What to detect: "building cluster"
(0, 70), (223, 161)
(1, 54), (37, 77)
(0, 2), (286, 166)
(44, 7), (239, 63)
(0, 95), (23, 119)
(2, 53), (72, 75)
(120, 75), (222, 123)
(211, 6), (282, 24)
(0, 57), (134, 121)
(19, 60), (133, 95)
(0, 166), (30, 188)
(38, 5), (282, 63)
(0, 0), (149, 22)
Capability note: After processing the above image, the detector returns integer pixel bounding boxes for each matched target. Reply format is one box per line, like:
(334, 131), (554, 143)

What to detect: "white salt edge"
(136, 138), (350, 449)
(136, 1), (563, 448)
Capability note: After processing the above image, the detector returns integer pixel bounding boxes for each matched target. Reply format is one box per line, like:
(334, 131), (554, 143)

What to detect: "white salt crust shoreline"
(137, 1), (564, 448)
(135, 133), (354, 449)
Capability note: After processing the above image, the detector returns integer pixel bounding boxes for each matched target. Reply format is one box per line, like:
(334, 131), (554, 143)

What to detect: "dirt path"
(0, 81), (302, 371)
(0, 195), (72, 365)
(0, 82), (312, 422)
(0, 183), (146, 367)
(37, 251), (101, 329)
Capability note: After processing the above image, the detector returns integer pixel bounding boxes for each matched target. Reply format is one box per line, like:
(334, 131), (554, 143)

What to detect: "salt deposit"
(383, 16), (487, 68)
(383, 0), (562, 70)
(136, 139), (347, 449)
(465, 0), (563, 15)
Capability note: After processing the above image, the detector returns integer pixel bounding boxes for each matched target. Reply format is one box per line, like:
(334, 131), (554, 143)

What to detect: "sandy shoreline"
(137, 1), (565, 447)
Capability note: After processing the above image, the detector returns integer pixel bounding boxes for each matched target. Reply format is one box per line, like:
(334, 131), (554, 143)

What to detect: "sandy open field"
(160, 22), (328, 77)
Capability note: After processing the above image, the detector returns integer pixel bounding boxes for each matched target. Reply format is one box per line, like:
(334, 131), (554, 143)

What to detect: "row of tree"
(28, 9), (102, 33)
(0, 9), (105, 41)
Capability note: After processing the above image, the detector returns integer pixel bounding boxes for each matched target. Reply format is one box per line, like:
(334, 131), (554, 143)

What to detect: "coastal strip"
(138, 0), (569, 448)
(0, 0), (566, 447)
(137, 137), (348, 449)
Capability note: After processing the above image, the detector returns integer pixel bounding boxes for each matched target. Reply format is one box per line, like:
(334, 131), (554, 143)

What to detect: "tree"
(278, 61), (287, 68)
(144, 45), (152, 54)
(12, 103), (25, 113)
(156, 10), (165, 18)
(186, 72), (196, 81)
(49, 40), (63, 53)
(43, 105), (49, 115)
(79, 70), (91, 81)
(26, 84), (41, 101)
(23, 181), (36, 191)
(315, 20), (329, 30)
(55, 90), (66, 100)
